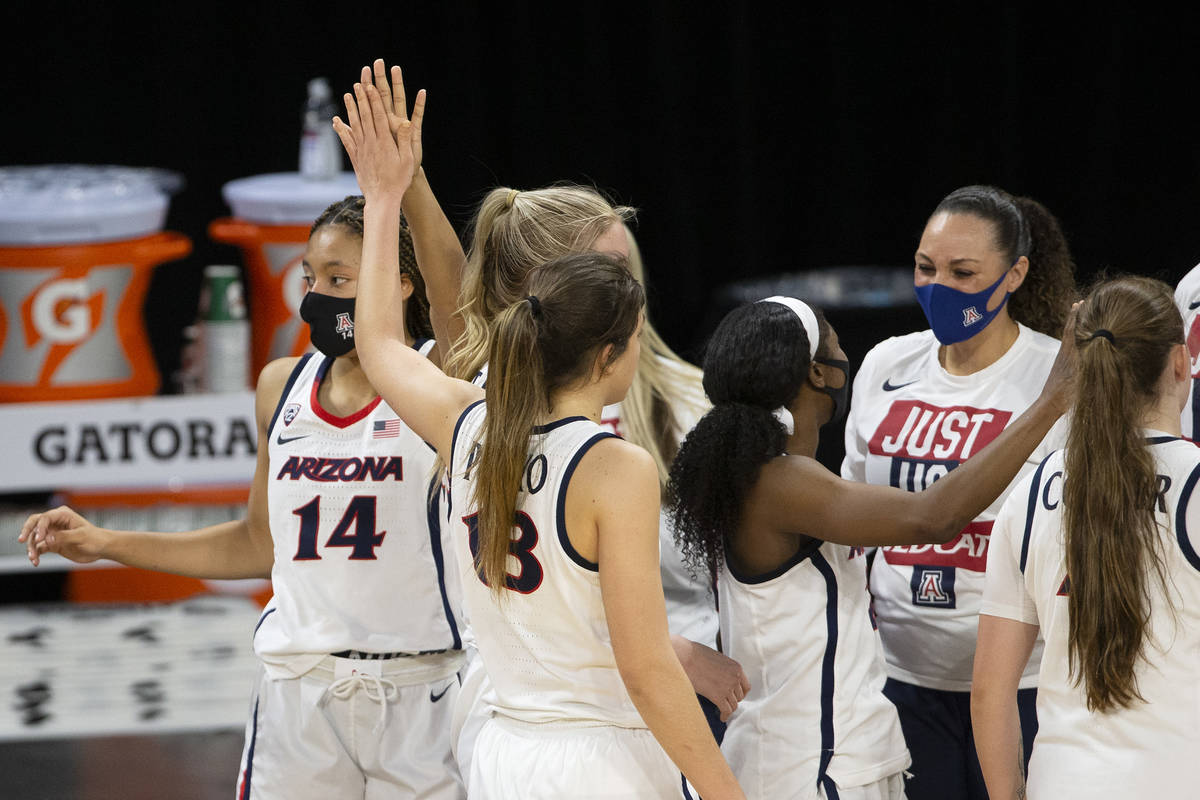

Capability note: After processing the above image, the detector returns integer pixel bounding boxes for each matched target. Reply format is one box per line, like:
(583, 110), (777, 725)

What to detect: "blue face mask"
(914, 268), (1012, 345)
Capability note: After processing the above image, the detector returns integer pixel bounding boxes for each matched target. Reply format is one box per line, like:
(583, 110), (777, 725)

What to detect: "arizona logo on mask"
(962, 306), (982, 326)
(336, 313), (354, 338)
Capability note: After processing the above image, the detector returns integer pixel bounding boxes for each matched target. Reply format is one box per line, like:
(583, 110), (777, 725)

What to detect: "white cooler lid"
(0, 165), (174, 245)
(222, 172), (362, 224)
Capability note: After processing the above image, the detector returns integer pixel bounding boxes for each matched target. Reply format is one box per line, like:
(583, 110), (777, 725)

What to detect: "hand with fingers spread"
(19, 506), (107, 567)
(332, 73), (421, 204)
(362, 60), (425, 175)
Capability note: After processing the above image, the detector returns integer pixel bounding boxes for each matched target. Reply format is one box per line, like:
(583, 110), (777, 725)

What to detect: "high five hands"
(332, 59), (425, 202)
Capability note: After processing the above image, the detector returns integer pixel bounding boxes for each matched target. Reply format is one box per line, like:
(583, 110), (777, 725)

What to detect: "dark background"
(4, 4), (1198, 416)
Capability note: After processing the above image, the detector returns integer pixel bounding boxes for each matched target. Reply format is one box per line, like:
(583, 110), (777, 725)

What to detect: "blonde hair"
(475, 254), (644, 595)
(449, 184), (704, 489)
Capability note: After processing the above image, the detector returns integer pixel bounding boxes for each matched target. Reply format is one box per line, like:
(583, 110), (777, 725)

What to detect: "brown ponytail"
(1063, 275), (1183, 711)
(473, 252), (644, 597)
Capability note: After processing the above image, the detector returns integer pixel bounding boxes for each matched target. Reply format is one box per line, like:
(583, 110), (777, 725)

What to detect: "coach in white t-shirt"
(842, 185), (1076, 800)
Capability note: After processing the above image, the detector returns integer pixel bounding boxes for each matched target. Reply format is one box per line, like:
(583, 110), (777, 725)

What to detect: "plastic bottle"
(199, 265), (250, 392)
(299, 77), (341, 180)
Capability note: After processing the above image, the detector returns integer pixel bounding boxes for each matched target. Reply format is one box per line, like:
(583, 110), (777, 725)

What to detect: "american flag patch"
(373, 419), (402, 439)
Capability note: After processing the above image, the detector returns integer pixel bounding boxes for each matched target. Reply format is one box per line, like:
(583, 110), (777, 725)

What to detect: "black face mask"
(814, 357), (850, 425)
(299, 291), (357, 358)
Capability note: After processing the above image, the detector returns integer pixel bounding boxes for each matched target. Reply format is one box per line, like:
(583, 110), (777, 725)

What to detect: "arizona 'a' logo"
(910, 565), (956, 608)
(962, 306), (982, 326)
(335, 313), (354, 338)
(1057, 575), (1071, 596)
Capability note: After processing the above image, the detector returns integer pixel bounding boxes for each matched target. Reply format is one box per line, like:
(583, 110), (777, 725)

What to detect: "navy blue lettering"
(1042, 470), (1063, 511)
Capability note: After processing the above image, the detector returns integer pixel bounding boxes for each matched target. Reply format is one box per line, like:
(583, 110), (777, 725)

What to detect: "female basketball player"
(841, 185), (1077, 799)
(355, 60), (741, 747)
(333, 78), (744, 798)
(20, 197), (465, 799)
(973, 276), (1200, 799)
(668, 295), (1075, 800)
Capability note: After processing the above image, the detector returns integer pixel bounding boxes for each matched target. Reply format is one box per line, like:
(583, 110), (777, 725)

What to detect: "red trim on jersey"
(309, 369), (382, 428)
(881, 520), (994, 572)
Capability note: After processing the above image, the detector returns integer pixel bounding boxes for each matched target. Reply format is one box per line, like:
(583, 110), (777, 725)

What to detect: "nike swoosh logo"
(276, 433), (310, 445)
(882, 379), (919, 392)
(1189, 300), (1200, 310)
(430, 683), (452, 703)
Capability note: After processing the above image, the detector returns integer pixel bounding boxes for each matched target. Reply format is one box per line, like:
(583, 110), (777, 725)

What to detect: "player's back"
(449, 401), (644, 728)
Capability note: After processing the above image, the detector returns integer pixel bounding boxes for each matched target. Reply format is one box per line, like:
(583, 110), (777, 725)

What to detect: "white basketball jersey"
(471, 356), (718, 646)
(842, 324), (1063, 690)
(1174, 263), (1200, 439)
(720, 539), (910, 799)
(448, 401), (645, 728)
(983, 436), (1200, 798)
(255, 349), (463, 678)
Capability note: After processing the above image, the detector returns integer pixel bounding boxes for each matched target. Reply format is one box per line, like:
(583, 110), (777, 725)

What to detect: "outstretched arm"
(333, 76), (480, 459)
(361, 62), (467, 358)
(759, 303), (1079, 548)
(17, 359), (290, 579)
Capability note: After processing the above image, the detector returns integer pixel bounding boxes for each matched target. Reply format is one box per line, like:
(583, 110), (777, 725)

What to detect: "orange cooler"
(209, 172), (360, 375)
(0, 166), (191, 402)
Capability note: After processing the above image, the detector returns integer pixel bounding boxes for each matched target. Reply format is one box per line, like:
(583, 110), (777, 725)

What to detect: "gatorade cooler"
(0, 165), (191, 402)
(209, 172), (359, 375)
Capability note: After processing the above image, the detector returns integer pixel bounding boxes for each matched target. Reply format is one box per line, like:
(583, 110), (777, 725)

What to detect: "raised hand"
(19, 506), (105, 567)
(363, 60), (425, 174)
(332, 70), (420, 204)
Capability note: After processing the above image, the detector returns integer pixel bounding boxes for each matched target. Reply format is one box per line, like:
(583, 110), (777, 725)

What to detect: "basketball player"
(668, 296), (1075, 800)
(841, 186), (1076, 799)
(353, 60), (743, 771)
(333, 78), (744, 798)
(973, 276), (1200, 798)
(21, 197), (465, 799)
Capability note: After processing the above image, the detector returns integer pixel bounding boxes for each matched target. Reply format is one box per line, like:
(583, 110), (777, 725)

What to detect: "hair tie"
(505, 189), (519, 210)
(758, 296), (820, 360)
(525, 294), (542, 318)
(1088, 329), (1115, 343)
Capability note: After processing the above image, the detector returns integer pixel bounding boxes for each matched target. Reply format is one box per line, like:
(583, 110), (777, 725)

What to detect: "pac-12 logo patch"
(336, 312), (354, 338)
(962, 306), (982, 326)
(282, 403), (301, 427)
(911, 565), (956, 608)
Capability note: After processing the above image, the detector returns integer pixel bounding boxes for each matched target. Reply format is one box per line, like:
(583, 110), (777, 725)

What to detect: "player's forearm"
(402, 169), (466, 345)
(920, 394), (1059, 540)
(100, 520), (271, 580)
(620, 645), (744, 799)
(971, 685), (1026, 799)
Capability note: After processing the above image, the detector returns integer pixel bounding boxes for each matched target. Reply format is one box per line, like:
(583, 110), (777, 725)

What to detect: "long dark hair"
(1064, 275), (1182, 711)
(932, 185), (1077, 336)
(311, 195), (433, 341)
(667, 300), (828, 580)
(474, 252), (644, 596)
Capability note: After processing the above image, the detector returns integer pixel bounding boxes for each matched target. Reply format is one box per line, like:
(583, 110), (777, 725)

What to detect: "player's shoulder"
(256, 356), (309, 401)
(861, 329), (937, 366)
(1175, 262), (1200, 305)
(570, 435), (657, 495)
(1016, 324), (1062, 360)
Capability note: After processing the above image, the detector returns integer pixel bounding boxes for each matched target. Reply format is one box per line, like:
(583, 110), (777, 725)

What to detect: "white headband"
(759, 296), (820, 360)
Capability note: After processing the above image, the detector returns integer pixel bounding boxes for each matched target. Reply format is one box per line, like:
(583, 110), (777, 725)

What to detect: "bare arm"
(362, 62), (467, 357)
(972, 614), (1038, 800)
(760, 304), (1079, 548)
(334, 77), (480, 459)
(589, 441), (743, 798)
(18, 359), (290, 579)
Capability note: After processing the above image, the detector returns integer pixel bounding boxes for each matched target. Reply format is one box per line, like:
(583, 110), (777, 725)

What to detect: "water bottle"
(199, 265), (250, 392)
(299, 77), (341, 180)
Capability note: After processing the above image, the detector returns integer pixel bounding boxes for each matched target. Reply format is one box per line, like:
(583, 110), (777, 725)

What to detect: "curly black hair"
(667, 300), (828, 581)
(311, 195), (434, 341)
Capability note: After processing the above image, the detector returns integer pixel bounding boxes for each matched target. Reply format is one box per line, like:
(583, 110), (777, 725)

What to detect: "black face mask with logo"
(299, 291), (357, 358)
